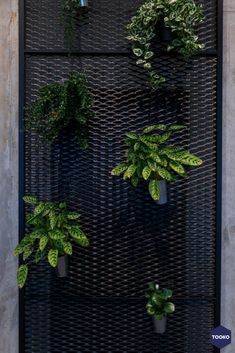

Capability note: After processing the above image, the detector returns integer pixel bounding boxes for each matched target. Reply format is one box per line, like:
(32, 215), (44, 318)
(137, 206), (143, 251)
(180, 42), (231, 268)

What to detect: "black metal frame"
(19, 0), (223, 352)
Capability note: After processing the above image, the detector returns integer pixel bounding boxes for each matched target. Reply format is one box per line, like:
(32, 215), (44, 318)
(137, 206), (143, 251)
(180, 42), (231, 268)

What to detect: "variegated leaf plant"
(111, 124), (203, 201)
(14, 196), (89, 288)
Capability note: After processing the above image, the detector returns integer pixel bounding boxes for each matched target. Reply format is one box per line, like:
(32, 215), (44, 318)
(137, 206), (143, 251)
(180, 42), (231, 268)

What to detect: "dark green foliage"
(145, 282), (175, 320)
(62, 0), (82, 50)
(14, 196), (89, 288)
(27, 72), (94, 148)
(111, 124), (203, 200)
(127, 0), (205, 89)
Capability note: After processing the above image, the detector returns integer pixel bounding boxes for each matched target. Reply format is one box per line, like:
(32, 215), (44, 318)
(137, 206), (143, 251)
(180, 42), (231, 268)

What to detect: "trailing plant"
(27, 72), (94, 148)
(111, 123), (203, 201)
(127, 0), (205, 89)
(62, 0), (83, 50)
(145, 282), (175, 320)
(14, 196), (89, 288)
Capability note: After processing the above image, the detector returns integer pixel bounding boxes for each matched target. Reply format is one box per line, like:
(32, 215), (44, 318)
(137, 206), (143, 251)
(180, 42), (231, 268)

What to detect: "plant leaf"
(23, 196), (38, 205)
(164, 302), (175, 314)
(142, 166), (152, 180)
(126, 132), (138, 139)
(49, 211), (57, 229)
(13, 244), (25, 256)
(111, 163), (128, 176)
(69, 227), (89, 247)
(155, 165), (174, 181)
(39, 236), (49, 251)
(131, 174), (139, 187)
(23, 245), (34, 261)
(124, 164), (137, 178)
(49, 230), (65, 240)
(148, 180), (160, 200)
(67, 212), (80, 220)
(169, 161), (186, 175)
(48, 249), (58, 268)
(17, 265), (28, 289)
(142, 124), (166, 134)
(63, 241), (73, 255)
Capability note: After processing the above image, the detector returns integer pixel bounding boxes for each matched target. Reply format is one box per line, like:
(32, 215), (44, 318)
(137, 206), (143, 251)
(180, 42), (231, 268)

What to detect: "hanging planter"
(27, 72), (94, 148)
(126, 0), (205, 89)
(153, 314), (167, 334)
(111, 123), (203, 202)
(62, 0), (89, 49)
(145, 283), (175, 334)
(158, 18), (173, 43)
(156, 180), (167, 205)
(14, 196), (89, 288)
(56, 255), (69, 278)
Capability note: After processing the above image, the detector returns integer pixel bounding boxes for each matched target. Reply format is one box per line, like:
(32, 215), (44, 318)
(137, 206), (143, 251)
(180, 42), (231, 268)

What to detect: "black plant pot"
(153, 315), (167, 334)
(80, 0), (88, 6)
(158, 18), (173, 42)
(156, 180), (167, 205)
(56, 256), (69, 278)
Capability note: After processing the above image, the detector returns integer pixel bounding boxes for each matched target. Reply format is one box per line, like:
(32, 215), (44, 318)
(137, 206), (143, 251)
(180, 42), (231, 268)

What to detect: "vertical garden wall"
(19, 0), (222, 352)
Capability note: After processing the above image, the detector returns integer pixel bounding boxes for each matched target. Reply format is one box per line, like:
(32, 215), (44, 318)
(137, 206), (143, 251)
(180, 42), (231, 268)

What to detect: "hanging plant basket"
(153, 314), (167, 334)
(27, 72), (94, 148)
(158, 18), (174, 43)
(56, 255), (69, 278)
(127, 0), (205, 89)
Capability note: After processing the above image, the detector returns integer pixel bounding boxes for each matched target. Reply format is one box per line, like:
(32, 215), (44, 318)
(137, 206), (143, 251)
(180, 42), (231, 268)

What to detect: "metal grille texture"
(22, 0), (219, 352)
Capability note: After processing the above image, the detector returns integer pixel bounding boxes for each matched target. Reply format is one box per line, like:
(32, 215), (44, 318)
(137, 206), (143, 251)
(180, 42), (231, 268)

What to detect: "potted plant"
(111, 124), (203, 203)
(14, 196), (89, 288)
(127, 0), (205, 89)
(27, 72), (94, 148)
(62, 0), (88, 50)
(145, 282), (175, 334)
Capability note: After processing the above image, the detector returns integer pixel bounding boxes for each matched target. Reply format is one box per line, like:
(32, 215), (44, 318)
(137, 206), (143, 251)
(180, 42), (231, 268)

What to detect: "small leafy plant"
(127, 0), (205, 89)
(111, 124), (203, 200)
(14, 196), (89, 288)
(27, 72), (94, 148)
(62, 0), (84, 50)
(145, 282), (175, 320)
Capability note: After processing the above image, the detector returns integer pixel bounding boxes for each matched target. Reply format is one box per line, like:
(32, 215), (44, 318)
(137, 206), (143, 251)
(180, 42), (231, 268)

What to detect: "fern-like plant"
(111, 124), (203, 200)
(62, 0), (84, 50)
(145, 282), (175, 320)
(127, 0), (205, 89)
(27, 72), (94, 148)
(14, 196), (89, 288)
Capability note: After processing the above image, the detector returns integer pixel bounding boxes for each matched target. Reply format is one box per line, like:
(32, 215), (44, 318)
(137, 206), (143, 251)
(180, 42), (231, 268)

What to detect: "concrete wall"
(222, 0), (235, 352)
(0, 0), (19, 353)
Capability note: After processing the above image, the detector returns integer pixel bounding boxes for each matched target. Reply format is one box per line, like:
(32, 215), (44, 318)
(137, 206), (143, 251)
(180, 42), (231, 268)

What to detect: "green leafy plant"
(14, 196), (89, 288)
(111, 123), (203, 200)
(145, 282), (175, 320)
(127, 0), (205, 89)
(62, 0), (83, 50)
(27, 72), (94, 148)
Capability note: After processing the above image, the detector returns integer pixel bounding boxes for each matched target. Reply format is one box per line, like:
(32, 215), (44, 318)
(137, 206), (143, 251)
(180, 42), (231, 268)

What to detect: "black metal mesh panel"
(25, 0), (217, 52)
(22, 0), (219, 352)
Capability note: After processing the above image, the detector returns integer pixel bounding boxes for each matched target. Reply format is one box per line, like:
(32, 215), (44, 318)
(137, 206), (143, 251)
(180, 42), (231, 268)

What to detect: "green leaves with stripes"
(14, 197), (89, 288)
(111, 123), (203, 200)
(149, 180), (160, 200)
(17, 265), (28, 289)
(48, 249), (58, 268)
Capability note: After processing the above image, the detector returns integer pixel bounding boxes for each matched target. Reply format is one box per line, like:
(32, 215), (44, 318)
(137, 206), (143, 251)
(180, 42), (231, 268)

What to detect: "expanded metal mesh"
(22, 0), (219, 352)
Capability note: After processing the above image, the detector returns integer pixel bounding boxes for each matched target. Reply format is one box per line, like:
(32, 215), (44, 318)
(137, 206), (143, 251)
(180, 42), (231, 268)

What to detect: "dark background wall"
(20, 0), (220, 352)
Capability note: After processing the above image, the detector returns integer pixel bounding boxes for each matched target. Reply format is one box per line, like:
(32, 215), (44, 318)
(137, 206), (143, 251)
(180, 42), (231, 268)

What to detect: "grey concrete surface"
(0, 1), (19, 353)
(222, 2), (235, 352)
